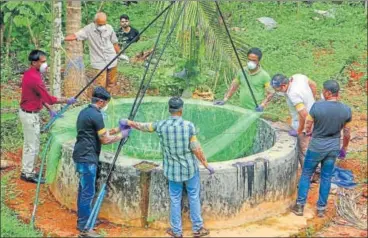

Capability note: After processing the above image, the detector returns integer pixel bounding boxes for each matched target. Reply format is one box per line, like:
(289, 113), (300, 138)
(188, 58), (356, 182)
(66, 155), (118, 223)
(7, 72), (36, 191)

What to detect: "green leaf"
(4, 2), (21, 11)
(3, 12), (12, 23)
(12, 15), (28, 27)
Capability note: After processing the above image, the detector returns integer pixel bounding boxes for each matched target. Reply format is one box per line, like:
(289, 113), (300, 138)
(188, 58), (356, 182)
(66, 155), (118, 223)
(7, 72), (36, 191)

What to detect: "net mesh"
(46, 98), (260, 182)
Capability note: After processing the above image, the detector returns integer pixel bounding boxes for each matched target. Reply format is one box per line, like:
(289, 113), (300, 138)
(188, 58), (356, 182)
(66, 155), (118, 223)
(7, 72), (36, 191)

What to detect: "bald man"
(65, 12), (125, 94)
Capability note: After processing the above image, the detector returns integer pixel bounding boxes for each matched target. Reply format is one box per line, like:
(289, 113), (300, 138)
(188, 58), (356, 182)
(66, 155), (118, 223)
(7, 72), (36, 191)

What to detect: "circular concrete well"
(47, 97), (298, 229)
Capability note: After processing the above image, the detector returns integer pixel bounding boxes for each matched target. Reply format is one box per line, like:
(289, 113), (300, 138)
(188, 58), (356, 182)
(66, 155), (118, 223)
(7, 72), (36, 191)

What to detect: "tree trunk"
(63, 0), (86, 98)
(26, 22), (39, 48)
(4, 15), (13, 78)
(0, 9), (4, 47)
(50, 0), (62, 109)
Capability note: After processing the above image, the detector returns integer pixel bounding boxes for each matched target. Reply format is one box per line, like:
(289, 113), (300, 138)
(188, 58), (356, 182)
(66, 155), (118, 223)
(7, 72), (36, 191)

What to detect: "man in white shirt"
(269, 73), (317, 163)
(65, 12), (126, 94)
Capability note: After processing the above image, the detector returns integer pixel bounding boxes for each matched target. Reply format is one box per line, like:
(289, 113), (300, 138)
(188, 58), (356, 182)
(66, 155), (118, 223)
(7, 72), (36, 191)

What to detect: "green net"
(46, 97), (260, 182)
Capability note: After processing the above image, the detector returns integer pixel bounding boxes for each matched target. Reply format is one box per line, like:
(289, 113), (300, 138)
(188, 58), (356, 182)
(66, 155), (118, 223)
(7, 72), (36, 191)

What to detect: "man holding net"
(214, 47), (272, 111)
(119, 97), (213, 238)
(73, 87), (131, 237)
(19, 49), (77, 184)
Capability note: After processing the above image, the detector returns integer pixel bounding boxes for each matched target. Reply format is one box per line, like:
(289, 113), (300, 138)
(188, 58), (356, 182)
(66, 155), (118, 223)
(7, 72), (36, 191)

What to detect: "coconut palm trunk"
(63, 0), (86, 98)
(50, 0), (62, 109)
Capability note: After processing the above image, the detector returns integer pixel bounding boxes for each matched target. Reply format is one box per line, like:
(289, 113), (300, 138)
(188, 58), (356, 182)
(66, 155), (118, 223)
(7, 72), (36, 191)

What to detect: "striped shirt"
(151, 116), (199, 182)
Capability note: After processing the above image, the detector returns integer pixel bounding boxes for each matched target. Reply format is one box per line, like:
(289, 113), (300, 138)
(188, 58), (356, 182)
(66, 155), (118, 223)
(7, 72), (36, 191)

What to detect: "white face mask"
(97, 25), (107, 32)
(101, 103), (109, 112)
(247, 61), (257, 70)
(320, 93), (325, 101)
(40, 62), (48, 73)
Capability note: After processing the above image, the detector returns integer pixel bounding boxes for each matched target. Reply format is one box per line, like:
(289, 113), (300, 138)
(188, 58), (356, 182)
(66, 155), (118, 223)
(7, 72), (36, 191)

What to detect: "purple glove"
(288, 129), (298, 137)
(66, 97), (77, 105)
(255, 105), (264, 112)
(119, 119), (128, 131)
(338, 148), (347, 159)
(49, 110), (63, 118)
(49, 110), (57, 118)
(121, 126), (131, 138)
(213, 100), (226, 106)
(206, 165), (215, 175)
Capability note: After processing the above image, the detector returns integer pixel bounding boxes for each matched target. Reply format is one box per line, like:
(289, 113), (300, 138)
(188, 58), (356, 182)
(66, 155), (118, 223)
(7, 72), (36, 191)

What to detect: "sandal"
(166, 228), (183, 238)
(193, 227), (210, 237)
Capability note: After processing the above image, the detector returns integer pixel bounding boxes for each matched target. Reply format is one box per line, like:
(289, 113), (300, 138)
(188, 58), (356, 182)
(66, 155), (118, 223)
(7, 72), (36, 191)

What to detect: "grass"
(1, 173), (42, 237)
(81, 1), (366, 121)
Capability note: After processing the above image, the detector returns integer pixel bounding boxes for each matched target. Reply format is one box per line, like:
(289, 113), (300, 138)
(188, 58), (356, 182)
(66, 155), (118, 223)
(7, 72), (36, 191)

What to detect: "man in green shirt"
(214, 48), (272, 111)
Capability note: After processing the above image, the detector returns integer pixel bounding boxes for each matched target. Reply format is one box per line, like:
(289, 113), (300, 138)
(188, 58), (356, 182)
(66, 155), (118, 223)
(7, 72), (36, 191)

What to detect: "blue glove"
(206, 165), (215, 175)
(121, 126), (132, 138)
(255, 105), (264, 112)
(213, 100), (226, 106)
(119, 119), (129, 131)
(66, 97), (77, 105)
(288, 129), (298, 137)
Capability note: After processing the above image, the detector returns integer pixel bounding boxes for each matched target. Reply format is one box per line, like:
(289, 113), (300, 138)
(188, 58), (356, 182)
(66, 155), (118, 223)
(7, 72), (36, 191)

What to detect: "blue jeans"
(169, 172), (203, 235)
(75, 162), (97, 231)
(296, 149), (339, 210)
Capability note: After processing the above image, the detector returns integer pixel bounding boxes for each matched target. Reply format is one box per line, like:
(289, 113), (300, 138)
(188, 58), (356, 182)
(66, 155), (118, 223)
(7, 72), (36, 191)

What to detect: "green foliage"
(1, 1), (366, 117)
(1, 173), (42, 237)
(1, 1), (53, 82)
(1, 118), (23, 152)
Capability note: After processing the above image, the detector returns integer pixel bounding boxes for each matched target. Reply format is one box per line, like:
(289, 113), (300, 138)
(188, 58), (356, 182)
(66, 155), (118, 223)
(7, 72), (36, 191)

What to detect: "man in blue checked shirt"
(119, 97), (214, 238)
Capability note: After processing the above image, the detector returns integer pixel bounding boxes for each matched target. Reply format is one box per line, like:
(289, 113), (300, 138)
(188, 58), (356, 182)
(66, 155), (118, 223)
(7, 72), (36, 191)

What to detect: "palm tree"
(63, 0), (86, 98)
(160, 1), (250, 90)
(50, 0), (62, 108)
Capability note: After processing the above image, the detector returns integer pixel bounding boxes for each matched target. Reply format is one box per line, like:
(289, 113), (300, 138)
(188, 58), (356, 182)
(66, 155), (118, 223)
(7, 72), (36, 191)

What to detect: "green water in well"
(46, 98), (259, 182)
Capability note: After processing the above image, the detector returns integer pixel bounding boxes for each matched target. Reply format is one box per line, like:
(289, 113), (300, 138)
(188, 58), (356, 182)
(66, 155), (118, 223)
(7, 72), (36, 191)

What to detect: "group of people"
(72, 90), (213, 237)
(17, 11), (352, 238)
(64, 12), (139, 94)
(215, 48), (351, 219)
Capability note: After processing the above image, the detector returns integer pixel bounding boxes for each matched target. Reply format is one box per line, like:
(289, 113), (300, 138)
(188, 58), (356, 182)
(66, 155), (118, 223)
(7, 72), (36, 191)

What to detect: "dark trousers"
(296, 149), (339, 210)
(75, 162), (97, 231)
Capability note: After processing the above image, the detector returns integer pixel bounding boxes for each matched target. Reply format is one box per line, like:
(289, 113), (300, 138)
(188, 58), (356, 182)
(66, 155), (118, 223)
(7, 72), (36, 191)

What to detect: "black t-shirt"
(73, 104), (105, 164)
(309, 100), (352, 152)
(116, 27), (140, 47)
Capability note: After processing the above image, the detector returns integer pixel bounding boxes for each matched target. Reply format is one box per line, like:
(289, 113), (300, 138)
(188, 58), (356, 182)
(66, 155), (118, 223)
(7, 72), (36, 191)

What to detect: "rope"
(41, 2), (175, 133)
(214, 1), (258, 108)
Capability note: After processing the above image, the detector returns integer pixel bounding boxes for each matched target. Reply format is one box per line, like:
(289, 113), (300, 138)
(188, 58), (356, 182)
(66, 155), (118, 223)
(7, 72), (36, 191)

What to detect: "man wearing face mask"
(73, 86), (131, 237)
(291, 80), (351, 218)
(213, 47), (272, 110)
(64, 12), (124, 94)
(19, 50), (77, 184)
(269, 73), (316, 165)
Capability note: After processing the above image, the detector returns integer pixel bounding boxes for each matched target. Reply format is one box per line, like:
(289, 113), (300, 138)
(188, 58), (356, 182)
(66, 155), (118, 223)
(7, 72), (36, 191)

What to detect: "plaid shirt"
(152, 116), (199, 182)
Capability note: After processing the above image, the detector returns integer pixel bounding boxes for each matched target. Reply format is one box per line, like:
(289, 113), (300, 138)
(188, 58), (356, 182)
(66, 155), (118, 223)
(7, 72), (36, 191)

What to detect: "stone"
(0, 160), (16, 169)
(257, 17), (277, 30)
(314, 9), (336, 19)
